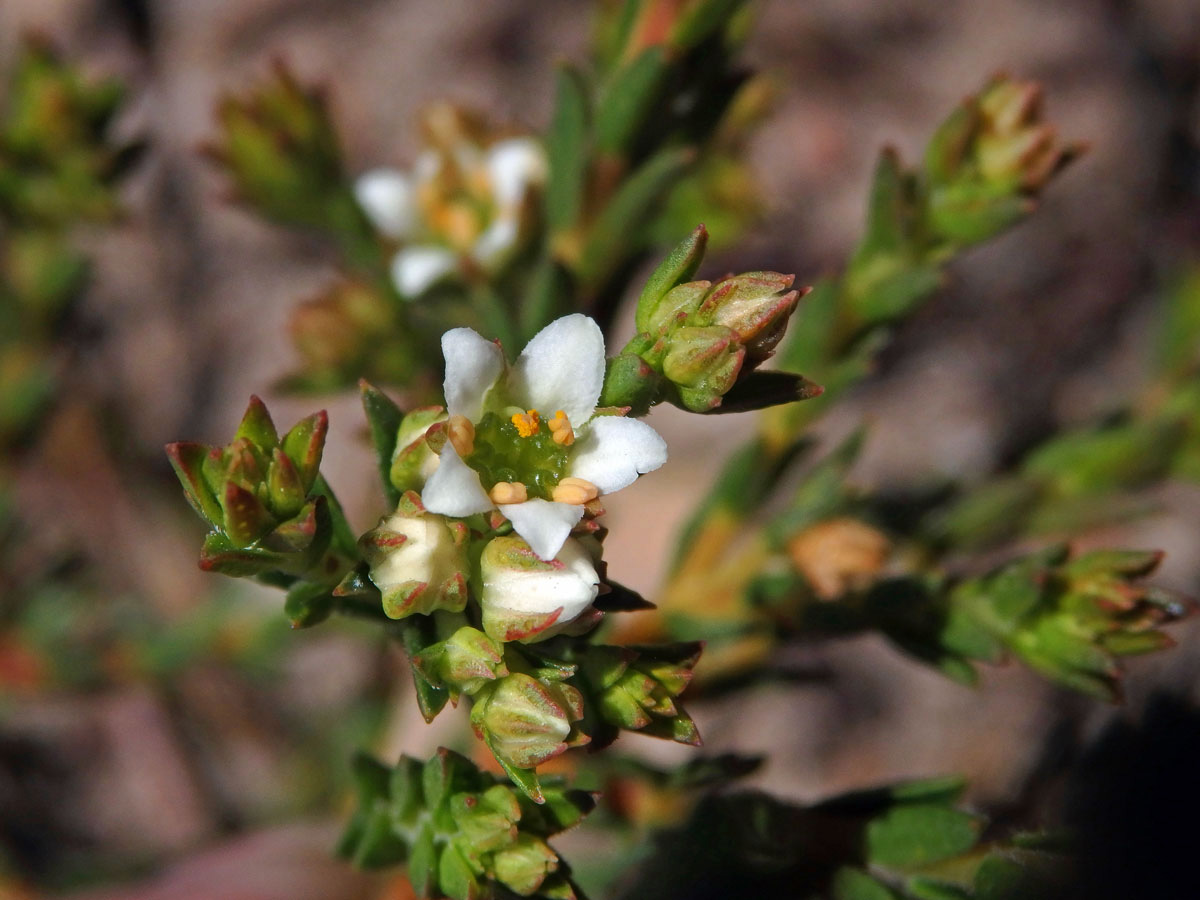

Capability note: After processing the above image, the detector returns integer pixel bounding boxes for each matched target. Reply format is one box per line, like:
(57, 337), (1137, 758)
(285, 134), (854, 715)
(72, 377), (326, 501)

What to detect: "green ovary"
(467, 412), (569, 499)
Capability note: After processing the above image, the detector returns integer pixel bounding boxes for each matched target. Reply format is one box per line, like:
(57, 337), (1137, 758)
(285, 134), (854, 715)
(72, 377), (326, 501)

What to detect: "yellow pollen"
(551, 477), (599, 505)
(511, 409), (541, 437)
(489, 481), (528, 504)
(447, 415), (475, 457)
(548, 409), (575, 446)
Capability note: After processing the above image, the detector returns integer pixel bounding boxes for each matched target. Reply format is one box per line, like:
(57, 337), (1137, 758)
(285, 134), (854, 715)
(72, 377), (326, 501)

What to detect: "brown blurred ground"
(1, 0), (1200, 896)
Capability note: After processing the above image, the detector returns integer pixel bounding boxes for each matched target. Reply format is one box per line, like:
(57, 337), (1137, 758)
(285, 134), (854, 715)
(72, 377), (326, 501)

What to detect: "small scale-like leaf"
(165, 441), (223, 525)
(866, 804), (982, 868)
(281, 409), (328, 493)
(235, 394), (279, 449)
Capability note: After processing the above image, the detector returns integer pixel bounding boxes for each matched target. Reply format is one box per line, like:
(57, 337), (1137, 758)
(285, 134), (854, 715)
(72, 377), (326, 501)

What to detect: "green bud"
(471, 672), (587, 770)
(694, 272), (803, 365)
(662, 324), (745, 412)
(492, 833), (559, 896)
(167, 397), (336, 579)
(359, 493), (470, 619)
(390, 406), (449, 494)
(208, 62), (356, 232)
(451, 783), (522, 854)
(414, 626), (509, 698)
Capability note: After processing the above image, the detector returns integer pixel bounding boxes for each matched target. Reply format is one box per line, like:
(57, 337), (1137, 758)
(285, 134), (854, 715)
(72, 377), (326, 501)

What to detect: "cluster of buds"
(286, 279), (417, 392)
(923, 75), (1084, 248)
(208, 62), (354, 234)
(0, 41), (131, 223)
(355, 103), (546, 298)
(339, 748), (593, 899)
(851, 547), (1193, 700)
(603, 226), (813, 413)
(578, 642), (703, 747)
(165, 397), (335, 581)
(1, 42), (136, 449)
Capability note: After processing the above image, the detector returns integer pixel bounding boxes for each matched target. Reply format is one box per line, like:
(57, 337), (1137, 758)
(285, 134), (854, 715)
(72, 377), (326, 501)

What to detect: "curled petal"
(354, 169), (417, 239)
(497, 498), (584, 561)
(486, 137), (547, 209)
(510, 314), (605, 427)
(442, 327), (506, 421)
(569, 416), (667, 495)
(390, 245), (458, 297)
(421, 444), (494, 517)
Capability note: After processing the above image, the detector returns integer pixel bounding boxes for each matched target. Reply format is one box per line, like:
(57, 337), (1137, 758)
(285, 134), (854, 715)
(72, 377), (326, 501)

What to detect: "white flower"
(421, 314), (668, 560)
(354, 136), (547, 299)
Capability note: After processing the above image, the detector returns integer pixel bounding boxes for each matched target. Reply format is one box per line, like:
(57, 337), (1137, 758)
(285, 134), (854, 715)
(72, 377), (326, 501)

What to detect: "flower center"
(467, 411), (570, 500)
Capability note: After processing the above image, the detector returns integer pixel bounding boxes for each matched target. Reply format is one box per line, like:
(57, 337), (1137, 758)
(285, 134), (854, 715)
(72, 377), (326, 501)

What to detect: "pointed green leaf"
(235, 394), (279, 449)
(545, 64), (591, 235)
(281, 409), (328, 493)
(360, 380), (404, 507)
(165, 441), (223, 525)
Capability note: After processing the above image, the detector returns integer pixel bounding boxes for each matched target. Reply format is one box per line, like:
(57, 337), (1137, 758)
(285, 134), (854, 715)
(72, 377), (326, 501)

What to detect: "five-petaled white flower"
(421, 314), (668, 561)
(354, 117), (546, 298)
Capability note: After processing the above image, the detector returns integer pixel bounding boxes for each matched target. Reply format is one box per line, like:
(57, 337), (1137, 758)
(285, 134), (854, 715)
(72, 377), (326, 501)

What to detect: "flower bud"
(471, 672), (586, 770)
(585, 643), (702, 746)
(167, 398), (335, 577)
(696, 272), (802, 365)
(661, 324), (745, 412)
(491, 834), (559, 896)
(389, 406), (448, 494)
(480, 536), (601, 643)
(413, 626), (508, 698)
(359, 494), (469, 619)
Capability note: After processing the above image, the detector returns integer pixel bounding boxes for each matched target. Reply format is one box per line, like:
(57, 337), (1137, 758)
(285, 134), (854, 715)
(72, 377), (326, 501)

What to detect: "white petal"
(354, 169), (418, 239)
(421, 444), (493, 517)
(497, 498), (584, 561)
(510, 314), (605, 426)
(442, 327), (505, 421)
(391, 246), (458, 297)
(486, 137), (547, 209)
(569, 416), (668, 494)
(471, 216), (519, 269)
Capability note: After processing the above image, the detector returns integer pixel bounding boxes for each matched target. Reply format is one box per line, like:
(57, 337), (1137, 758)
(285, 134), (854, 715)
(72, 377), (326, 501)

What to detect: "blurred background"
(1, 0), (1199, 897)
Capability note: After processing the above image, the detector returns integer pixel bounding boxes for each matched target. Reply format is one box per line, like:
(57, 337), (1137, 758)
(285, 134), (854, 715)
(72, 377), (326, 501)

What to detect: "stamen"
(551, 477), (599, 505)
(548, 409), (575, 446)
(511, 409), (541, 437)
(447, 415), (475, 457)
(490, 481), (528, 504)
